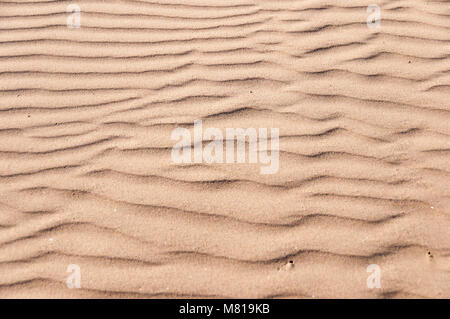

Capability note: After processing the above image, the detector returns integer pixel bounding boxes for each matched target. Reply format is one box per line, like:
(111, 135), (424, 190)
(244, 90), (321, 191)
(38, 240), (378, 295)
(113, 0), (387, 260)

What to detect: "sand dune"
(0, 0), (449, 298)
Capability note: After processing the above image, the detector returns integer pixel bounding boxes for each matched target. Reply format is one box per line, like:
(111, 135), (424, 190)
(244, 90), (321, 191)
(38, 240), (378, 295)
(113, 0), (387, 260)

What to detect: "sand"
(0, 0), (449, 298)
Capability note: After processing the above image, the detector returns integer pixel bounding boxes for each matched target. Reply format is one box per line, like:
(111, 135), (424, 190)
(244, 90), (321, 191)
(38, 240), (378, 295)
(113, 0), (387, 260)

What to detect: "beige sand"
(0, 0), (449, 298)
